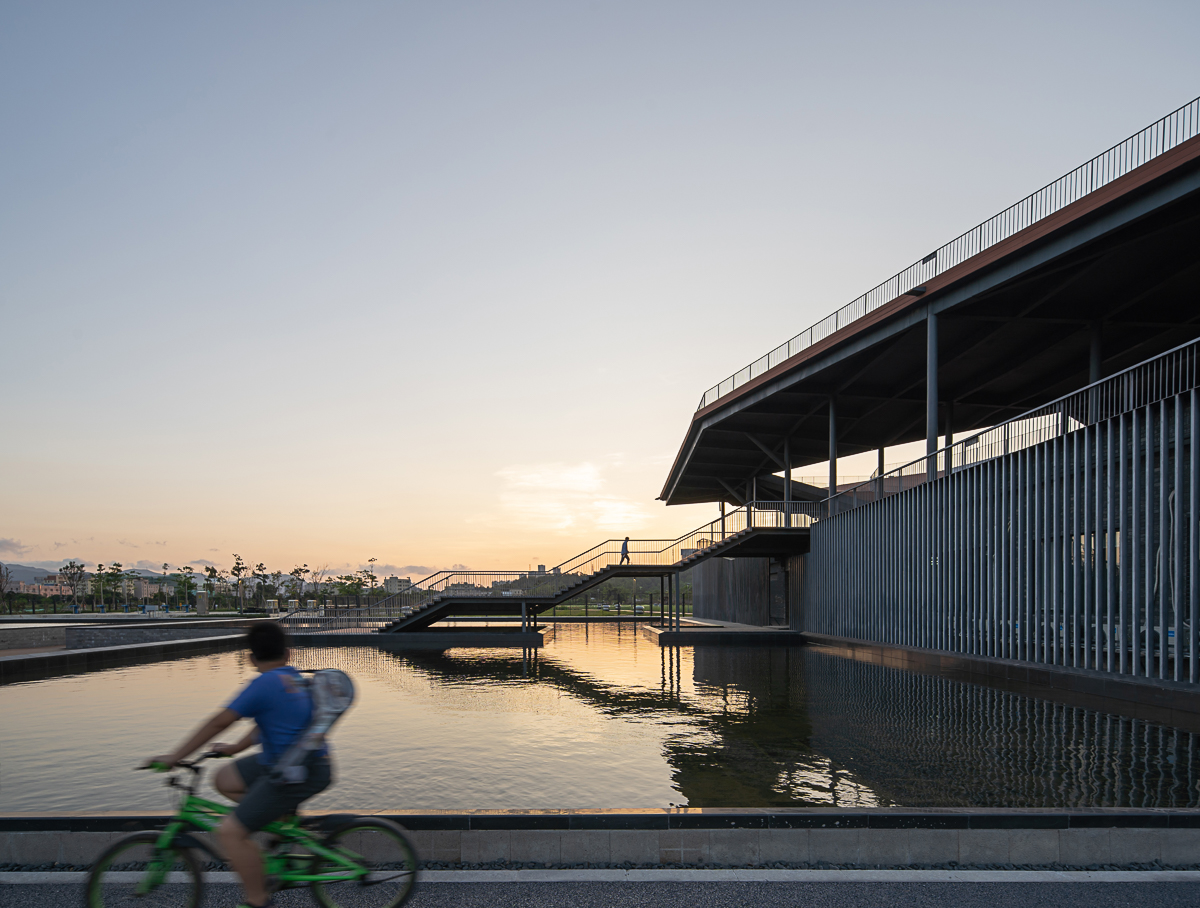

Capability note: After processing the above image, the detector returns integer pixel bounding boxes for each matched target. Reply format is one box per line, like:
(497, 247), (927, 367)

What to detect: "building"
(133, 579), (164, 599)
(660, 97), (1200, 686)
(383, 576), (412, 594)
(14, 581), (72, 597)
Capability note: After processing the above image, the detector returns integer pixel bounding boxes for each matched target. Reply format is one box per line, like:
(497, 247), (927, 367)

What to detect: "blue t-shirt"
(227, 666), (319, 765)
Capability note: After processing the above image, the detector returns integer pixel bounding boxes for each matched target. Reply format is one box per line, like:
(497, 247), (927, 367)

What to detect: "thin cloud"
(373, 563), (436, 577)
(492, 461), (648, 532)
(0, 538), (30, 555)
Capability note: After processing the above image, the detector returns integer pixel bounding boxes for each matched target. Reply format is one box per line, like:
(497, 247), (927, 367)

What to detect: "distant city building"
(133, 579), (164, 599)
(15, 581), (72, 596)
(383, 576), (412, 594)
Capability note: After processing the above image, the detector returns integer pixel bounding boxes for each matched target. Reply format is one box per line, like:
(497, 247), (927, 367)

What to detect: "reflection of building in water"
(800, 649), (1200, 808)
(289, 635), (1200, 809)
(687, 647), (879, 808)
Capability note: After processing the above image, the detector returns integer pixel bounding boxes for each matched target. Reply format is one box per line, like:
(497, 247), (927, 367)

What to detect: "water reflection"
(794, 651), (1200, 808)
(303, 627), (1200, 808)
(1, 623), (1198, 812)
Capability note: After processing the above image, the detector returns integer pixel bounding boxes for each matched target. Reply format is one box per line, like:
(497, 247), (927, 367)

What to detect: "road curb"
(7, 869), (1200, 884)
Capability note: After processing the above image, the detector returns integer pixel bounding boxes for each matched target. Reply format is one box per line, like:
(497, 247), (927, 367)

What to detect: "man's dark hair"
(247, 622), (288, 661)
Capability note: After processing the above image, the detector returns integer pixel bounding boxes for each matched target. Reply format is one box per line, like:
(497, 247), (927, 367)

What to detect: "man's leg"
(214, 762), (248, 803)
(218, 814), (269, 907)
(217, 758), (270, 906)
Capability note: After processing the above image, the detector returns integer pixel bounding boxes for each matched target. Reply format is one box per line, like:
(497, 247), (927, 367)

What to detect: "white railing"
(698, 96), (1200, 411)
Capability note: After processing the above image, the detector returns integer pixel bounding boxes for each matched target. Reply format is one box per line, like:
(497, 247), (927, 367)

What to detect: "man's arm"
(149, 708), (242, 767)
(211, 726), (259, 757)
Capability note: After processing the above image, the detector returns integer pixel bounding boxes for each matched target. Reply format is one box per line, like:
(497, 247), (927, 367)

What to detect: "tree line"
(0, 556), (388, 614)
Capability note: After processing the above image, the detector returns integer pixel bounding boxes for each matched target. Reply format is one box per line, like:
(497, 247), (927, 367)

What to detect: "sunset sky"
(3, 2), (1197, 579)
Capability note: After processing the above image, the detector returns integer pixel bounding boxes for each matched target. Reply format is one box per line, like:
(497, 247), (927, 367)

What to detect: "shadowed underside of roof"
(661, 130), (1200, 507)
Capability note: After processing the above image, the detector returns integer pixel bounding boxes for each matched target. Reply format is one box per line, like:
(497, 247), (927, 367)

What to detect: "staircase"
(376, 500), (821, 632)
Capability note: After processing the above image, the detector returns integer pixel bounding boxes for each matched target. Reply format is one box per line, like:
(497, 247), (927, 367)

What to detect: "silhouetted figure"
(620, 537), (631, 565)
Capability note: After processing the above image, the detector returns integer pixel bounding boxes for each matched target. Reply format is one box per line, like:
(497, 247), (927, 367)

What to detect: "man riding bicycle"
(149, 622), (331, 908)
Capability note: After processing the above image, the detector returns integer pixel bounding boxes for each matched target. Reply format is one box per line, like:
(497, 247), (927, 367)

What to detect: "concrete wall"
(691, 558), (770, 625)
(62, 626), (241, 648)
(6, 825), (1200, 868)
(692, 555), (804, 628)
(805, 632), (1200, 733)
(0, 626), (66, 650)
(786, 554), (804, 630)
(0, 635), (245, 684)
(0, 619), (267, 652)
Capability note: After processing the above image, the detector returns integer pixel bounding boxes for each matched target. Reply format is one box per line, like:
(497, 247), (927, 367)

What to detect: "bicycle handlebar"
(138, 751), (232, 773)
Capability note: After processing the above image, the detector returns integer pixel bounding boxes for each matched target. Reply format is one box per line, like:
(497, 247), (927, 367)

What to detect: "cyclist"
(148, 622), (332, 908)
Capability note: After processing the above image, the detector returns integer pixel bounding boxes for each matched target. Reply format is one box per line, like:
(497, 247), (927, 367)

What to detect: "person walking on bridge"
(620, 537), (631, 565)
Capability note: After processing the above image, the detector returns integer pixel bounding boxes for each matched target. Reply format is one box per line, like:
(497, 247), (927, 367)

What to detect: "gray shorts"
(233, 752), (332, 831)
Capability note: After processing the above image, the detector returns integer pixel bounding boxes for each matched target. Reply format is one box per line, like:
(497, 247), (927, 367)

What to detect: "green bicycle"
(85, 752), (418, 908)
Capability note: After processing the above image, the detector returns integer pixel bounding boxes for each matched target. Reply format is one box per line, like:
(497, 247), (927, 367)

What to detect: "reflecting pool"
(1, 622), (1198, 812)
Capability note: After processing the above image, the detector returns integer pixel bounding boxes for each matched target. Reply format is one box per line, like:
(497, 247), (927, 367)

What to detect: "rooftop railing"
(827, 336), (1200, 514)
(697, 96), (1200, 412)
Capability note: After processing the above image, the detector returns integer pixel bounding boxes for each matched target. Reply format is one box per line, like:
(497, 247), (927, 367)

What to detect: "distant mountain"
(0, 563), (170, 582)
(0, 563), (60, 583)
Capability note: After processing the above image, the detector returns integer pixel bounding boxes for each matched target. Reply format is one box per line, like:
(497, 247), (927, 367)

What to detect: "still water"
(2, 622), (1198, 812)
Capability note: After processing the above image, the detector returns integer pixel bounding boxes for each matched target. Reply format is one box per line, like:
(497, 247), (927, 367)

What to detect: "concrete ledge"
(9, 808), (1199, 833)
(289, 632), (544, 649)
(62, 624), (257, 649)
(7, 810), (1200, 867)
(8, 869), (1200, 882)
(539, 616), (651, 623)
(642, 624), (805, 647)
(1, 619), (270, 654)
(0, 615), (268, 624)
(803, 633), (1200, 731)
(0, 635), (245, 684)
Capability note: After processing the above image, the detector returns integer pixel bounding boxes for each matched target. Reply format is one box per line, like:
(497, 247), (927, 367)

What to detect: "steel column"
(1175, 396), (1184, 681)
(784, 438), (792, 528)
(829, 397), (838, 500)
(927, 310), (939, 482)
(1191, 387), (1198, 683)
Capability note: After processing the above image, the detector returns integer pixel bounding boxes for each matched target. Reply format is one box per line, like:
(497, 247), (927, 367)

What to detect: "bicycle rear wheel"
(310, 817), (418, 908)
(85, 830), (204, 908)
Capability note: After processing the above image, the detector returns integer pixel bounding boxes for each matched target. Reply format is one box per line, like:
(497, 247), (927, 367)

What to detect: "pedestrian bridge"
(279, 503), (817, 634)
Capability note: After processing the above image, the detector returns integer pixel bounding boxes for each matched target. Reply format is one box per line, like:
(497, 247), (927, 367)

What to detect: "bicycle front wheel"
(85, 830), (204, 908)
(310, 817), (418, 908)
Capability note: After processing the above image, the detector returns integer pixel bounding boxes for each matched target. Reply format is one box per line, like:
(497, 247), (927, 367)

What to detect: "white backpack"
(271, 669), (355, 784)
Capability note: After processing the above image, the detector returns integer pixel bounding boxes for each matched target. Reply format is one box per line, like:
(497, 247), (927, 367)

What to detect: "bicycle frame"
(139, 756), (366, 895)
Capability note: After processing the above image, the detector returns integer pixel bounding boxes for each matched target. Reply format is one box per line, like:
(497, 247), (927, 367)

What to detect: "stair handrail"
(372, 500), (825, 623)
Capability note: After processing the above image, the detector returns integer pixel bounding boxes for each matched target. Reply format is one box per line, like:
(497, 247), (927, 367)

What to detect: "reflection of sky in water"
(1, 623), (1197, 812)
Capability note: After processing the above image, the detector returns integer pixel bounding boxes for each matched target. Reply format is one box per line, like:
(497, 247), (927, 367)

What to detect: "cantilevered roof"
(661, 99), (1200, 506)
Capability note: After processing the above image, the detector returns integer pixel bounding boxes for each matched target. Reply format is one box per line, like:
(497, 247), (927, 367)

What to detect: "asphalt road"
(7, 881), (1200, 908)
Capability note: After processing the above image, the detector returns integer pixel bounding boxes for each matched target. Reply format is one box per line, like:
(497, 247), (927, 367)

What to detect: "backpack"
(271, 668), (355, 785)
